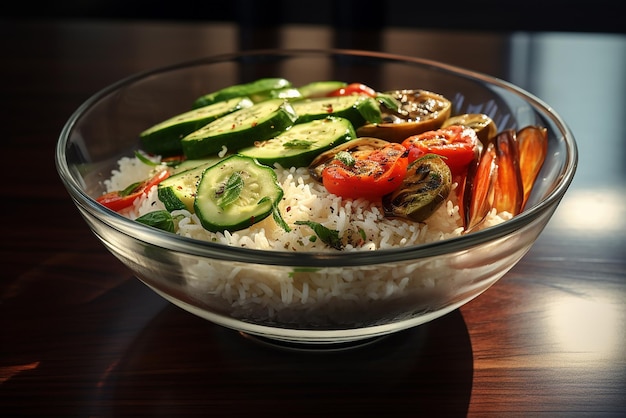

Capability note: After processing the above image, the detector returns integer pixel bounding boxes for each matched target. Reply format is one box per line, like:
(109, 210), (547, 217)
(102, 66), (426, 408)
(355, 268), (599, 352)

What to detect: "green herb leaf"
(136, 210), (175, 233)
(283, 139), (314, 149)
(294, 220), (343, 250)
(335, 151), (355, 167)
(358, 97), (383, 124)
(216, 171), (244, 208)
(271, 200), (292, 232)
(376, 93), (402, 113)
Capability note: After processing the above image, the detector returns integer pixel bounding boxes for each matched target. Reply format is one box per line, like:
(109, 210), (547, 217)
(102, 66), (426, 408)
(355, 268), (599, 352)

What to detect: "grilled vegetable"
(401, 125), (480, 177)
(318, 141), (408, 201)
(357, 89), (452, 142)
(382, 154), (452, 222)
(441, 113), (497, 146)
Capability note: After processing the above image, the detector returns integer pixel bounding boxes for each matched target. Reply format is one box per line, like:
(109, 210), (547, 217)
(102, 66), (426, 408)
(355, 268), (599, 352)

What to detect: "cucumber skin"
(158, 162), (215, 212)
(194, 155), (283, 233)
(291, 96), (381, 128)
(140, 97), (254, 157)
(297, 81), (347, 98)
(181, 99), (298, 159)
(158, 186), (188, 211)
(239, 117), (356, 168)
(192, 78), (291, 108)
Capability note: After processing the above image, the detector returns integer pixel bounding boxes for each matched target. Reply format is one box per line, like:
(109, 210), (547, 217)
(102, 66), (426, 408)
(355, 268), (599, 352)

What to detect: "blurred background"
(4, 0), (624, 34)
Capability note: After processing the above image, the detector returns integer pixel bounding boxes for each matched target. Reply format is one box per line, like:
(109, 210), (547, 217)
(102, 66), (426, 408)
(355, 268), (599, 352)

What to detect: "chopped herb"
(283, 139), (314, 149)
(260, 197), (291, 232)
(136, 210), (175, 233)
(335, 151), (355, 167)
(295, 220), (343, 250)
(216, 171), (244, 208)
(376, 93), (403, 113)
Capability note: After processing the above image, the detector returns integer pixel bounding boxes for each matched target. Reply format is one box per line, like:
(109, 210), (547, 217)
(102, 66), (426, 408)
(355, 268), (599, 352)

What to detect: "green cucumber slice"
(291, 95), (382, 127)
(170, 156), (223, 175)
(194, 154), (283, 232)
(297, 81), (347, 98)
(140, 97), (253, 157)
(192, 78), (292, 108)
(158, 161), (217, 212)
(238, 117), (356, 168)
(181, 99), (298, 159)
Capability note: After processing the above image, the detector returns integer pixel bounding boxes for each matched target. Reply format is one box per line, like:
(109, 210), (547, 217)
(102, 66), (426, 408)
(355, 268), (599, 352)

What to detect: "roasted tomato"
(441, 113), (497, 146)
(326, 82), (377, 98)
(320, 142), (408, 201)
(401, 125), (480, 177)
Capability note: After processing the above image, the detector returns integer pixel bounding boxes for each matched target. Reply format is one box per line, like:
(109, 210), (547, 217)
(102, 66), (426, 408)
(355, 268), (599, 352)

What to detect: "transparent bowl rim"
(55, 48), (578, 267)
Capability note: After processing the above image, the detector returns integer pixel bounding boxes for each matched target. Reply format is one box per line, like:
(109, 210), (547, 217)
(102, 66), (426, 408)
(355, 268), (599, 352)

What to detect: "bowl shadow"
(100, 303), (474, 417)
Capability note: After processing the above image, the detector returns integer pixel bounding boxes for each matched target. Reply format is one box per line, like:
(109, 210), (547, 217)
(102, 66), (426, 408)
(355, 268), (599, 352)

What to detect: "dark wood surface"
(1, 19), (625, 417)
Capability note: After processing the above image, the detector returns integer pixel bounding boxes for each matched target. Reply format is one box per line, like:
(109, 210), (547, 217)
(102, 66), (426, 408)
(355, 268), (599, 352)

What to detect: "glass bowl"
(56, 49), (577, 348)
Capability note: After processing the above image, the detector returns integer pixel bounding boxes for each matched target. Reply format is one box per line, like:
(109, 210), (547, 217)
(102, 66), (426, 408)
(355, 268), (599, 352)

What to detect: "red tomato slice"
(96, 169), (170, 212)
(401, 125), (480, 177)
(322, 143), (408, 200)
(326, 82), (376, 98)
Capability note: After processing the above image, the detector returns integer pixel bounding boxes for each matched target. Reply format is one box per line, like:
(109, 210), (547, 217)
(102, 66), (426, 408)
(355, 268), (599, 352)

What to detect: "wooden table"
(2, 20), (625, 417)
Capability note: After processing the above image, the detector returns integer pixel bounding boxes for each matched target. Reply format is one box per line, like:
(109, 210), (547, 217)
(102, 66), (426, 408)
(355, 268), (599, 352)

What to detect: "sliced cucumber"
(192, 78), (291, 108)
(297, 81), (347, 98)
(238, 117), (356, 168)
(265, 87), (302, 101)
(181, 99), (298, 159)
(140, 97), (253, 157)
(194, 154), (283, 232)
(171, 156), (223, 175)
(158, 162), (216, 212)
(291, 95), (382, 127)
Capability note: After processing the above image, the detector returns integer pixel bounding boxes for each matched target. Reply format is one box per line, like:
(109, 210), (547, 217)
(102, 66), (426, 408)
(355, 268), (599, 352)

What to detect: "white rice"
(103, 156), (511, 326)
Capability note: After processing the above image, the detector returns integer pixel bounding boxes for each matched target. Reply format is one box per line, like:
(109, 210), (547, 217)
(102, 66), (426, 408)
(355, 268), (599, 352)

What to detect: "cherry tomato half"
(401, 125), (480, 177)
(96, 169), (170, 212)
(326, 83), (377, 98)
(321, 143), (408, 201)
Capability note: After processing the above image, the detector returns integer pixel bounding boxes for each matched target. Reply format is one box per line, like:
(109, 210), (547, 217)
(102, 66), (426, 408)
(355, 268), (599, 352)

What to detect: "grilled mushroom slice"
(382, 154), (452, 222)
(357, 89), (452, 143)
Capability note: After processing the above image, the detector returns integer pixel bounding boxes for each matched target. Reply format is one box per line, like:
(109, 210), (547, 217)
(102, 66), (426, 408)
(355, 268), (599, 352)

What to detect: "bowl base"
(238, 331), (389, 352)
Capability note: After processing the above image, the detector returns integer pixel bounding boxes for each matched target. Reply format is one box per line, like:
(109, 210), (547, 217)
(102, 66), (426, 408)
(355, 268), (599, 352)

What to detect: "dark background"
(3, 0), (624, 34)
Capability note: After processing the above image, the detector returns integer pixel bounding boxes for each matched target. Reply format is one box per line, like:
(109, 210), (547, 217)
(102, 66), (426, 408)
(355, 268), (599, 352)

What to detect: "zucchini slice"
(291, 95), (382, 127)
(194, 155), (283, 232)
(140, 97), (253, 157)
(238, 116), (356, 168)
(181, 99), (298, 159)
(157, 162), (216, 212)
(297, 81), (347, 98)
(192, 78), (292, 108)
